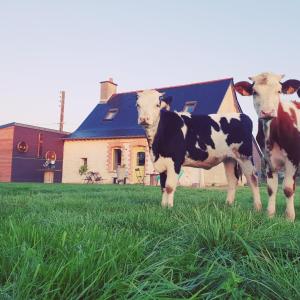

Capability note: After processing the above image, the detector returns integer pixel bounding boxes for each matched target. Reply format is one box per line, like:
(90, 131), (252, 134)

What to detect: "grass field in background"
(1, 183), (300, 299)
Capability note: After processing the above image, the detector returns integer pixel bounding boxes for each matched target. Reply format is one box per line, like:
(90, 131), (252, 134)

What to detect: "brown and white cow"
(235, 73), (300, 221)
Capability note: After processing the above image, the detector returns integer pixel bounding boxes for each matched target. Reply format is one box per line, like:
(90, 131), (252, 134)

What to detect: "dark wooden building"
(0, 123), (68, 183)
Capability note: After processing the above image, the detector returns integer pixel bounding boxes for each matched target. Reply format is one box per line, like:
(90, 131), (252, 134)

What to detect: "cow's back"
(183, 113), (253, 161)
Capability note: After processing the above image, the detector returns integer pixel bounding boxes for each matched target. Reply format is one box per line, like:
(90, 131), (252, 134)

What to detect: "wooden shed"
(0, 123), (68, 183)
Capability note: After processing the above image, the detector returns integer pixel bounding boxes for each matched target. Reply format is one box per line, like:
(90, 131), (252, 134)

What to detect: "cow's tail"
(234, 162), (242, 181)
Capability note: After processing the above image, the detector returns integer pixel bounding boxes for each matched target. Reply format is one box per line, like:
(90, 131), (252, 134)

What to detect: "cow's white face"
(136, 90), (168, 127)
(250, 73), (283, 119)
(235, 73), (300, 120)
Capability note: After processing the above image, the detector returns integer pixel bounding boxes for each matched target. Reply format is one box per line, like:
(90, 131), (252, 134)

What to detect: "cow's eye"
(253, 91), (257, 96)
(136, 104), (140, 108)
(278, 91), (281, 94)
(156, 104), (160, 108)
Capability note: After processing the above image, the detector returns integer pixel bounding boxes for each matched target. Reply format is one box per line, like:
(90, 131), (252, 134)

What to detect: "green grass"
(0, 183), (300, 299)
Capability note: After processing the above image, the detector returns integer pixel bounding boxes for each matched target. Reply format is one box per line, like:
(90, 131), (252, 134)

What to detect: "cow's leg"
(283, 161), (297, 221)
(224, 159), (238, 206)
(266, 167), (278, 218)
(238, 159), (262, 211)
(160, 172), (168, 208)
(165, 160), (179, 208)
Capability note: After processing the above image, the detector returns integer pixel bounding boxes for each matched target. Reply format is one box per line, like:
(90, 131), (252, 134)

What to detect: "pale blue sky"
(1, 0), (299, 132)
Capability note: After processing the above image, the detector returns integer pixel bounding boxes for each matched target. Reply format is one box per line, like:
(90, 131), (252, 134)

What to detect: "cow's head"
(136, 90), (172, 127)
(234, 72), (300, 119)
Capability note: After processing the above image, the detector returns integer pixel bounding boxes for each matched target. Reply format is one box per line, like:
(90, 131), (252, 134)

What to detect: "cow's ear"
(281, 79), (300, 95)
(234, 81), (254, 96)
(159, 95), (172, 110)
(161, 95), (172, 105)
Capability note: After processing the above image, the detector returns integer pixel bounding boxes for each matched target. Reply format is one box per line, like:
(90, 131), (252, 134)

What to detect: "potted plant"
(79, 165), (88, 176)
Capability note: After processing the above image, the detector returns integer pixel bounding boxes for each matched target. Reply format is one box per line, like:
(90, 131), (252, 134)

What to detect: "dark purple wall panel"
(11, 126), (66, 183)
(11, 158), (63, 183)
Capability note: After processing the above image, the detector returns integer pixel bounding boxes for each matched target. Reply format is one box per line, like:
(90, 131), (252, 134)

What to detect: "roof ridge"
(0, 122), (70, 134)
(112, 77), (233, 97)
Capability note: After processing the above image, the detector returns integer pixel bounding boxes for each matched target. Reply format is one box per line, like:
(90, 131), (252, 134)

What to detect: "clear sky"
(1, 0), (299, 133)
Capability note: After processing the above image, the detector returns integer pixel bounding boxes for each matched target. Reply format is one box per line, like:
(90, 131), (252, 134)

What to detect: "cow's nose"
(139, 117), (150, 125)
(260, 110), (276, 119)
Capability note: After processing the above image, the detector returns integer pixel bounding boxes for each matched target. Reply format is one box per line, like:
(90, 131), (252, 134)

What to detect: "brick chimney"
(100, 77), (117, 103)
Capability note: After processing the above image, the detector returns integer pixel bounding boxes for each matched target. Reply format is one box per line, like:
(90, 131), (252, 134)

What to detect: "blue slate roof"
(67, 78), (236, 140)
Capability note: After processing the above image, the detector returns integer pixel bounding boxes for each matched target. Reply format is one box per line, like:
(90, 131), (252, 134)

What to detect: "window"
(137, 152), (145, 166)
(81, 158), (88, 168)
(113, 148), (122, 170)
(37, 133), (43, 158)
(104, 108), (118, 120)
(17, 141), (28, 153)
(183, 101), (197, 113)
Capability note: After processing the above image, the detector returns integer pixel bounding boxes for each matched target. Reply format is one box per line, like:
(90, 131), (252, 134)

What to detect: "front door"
(131, 146), (145, 184)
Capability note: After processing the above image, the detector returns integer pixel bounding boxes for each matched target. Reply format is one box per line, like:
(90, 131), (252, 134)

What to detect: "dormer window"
(183, 101), (197, 113)
(104, 108), (118, 120)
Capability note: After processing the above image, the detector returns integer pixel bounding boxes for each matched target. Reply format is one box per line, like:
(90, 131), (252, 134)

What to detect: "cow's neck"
(261, 101), (283, 137)
(261, 101), (285, 152)
(144, 117), (160, 148)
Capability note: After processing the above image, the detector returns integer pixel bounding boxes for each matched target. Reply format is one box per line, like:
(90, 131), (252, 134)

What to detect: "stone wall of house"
(217, 84), (240, 114)
(63, 137), (230, 187)
(62, 140), (108, 183)
(62, 138), (150, 184)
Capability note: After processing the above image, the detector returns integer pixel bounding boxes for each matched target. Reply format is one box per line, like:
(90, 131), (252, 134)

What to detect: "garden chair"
(115, 165), (127, 184)
(135, 168), (145, 185)
(84, 171), (103, 184)
(84, 171), (93, 184)
(92, 172), (103, 184)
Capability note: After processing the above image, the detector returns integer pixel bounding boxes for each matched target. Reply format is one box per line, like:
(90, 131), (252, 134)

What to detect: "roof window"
(104, 108), (118, 120)
(183, 101), (197, 113)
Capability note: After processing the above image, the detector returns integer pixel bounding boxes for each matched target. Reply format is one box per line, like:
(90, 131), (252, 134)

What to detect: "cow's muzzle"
(259, 110), (276, 120)
(139, 117), (151, 126)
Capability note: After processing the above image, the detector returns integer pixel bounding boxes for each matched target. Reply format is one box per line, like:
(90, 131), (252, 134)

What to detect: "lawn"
(1, 183), (300, 299)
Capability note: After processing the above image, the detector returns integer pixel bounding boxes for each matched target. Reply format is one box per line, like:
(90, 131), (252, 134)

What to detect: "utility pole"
(59, 91), (65, 132)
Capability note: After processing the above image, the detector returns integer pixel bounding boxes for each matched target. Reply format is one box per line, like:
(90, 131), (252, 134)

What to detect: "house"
(62, 78), (261, 186)
(0, 122), (68, 183)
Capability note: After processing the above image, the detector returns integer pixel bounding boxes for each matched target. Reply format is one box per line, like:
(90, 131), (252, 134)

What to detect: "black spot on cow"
(267, 186), (273, 196)
(220, 114), (253, 157)
(183, 115), (220, 161)
(152, 111), (186, 174)
(152, 112), (221, 174)
(160, 172), (167, 192)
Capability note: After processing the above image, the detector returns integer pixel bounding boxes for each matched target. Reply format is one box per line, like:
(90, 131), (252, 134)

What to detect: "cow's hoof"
(161, 202), (168, 208)
(285, 210), (295, 222)
(254, 203), (262, 212)
(267, 211), (275, 218)
(226, 200), (234, 206)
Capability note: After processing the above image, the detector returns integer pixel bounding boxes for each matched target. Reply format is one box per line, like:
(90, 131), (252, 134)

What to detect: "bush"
(78, 165), (88, 176)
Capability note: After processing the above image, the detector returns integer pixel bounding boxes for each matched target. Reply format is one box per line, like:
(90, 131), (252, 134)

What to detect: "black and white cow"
(235, 72), (300, 221)
(136, 90), (262, 209)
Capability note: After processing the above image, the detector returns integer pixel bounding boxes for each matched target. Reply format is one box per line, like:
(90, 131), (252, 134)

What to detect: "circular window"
(17, 141), (28, 153)
(45, 151), (57, 161)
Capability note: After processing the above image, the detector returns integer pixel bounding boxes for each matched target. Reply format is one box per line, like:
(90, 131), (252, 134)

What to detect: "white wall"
(62, 140), (108, 183)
